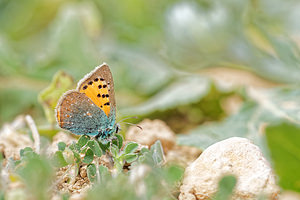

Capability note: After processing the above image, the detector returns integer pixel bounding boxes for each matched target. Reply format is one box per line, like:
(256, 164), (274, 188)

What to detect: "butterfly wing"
(77, 63), (116, 117)
(56, 91), (109, 136)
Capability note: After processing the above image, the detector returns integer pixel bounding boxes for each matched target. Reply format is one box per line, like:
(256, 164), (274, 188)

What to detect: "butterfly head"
(96, 122), (120, 140)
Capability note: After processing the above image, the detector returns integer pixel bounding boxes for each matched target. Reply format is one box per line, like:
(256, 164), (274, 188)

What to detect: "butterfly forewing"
(77, 64), (116, 116)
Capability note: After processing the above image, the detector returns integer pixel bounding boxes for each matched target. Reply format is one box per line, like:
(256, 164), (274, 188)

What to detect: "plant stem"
(25, 115), (40, 154)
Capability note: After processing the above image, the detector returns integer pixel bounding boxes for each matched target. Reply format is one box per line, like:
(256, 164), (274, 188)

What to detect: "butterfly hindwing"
(77, 64), (116, 117)
(56, 91), (109, 136)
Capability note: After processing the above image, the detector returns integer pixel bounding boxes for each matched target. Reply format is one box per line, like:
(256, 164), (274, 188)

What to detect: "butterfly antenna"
(124, 122), (143, 130)
(117, 116), (139, 123)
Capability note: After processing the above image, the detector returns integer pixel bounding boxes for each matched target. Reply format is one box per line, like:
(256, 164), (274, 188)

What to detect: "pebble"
(179, 137), (279, 200)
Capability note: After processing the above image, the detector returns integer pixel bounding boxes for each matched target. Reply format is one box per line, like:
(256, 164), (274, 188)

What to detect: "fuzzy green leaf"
(266, 122), (300, 192)
(20, 147), (38, 160)
(140, 147), (150, 153)
(124, 142), (138, 154)
(73, 151), (81, 163)
(77, 135), (90, 148)
(69, 142), (81, 153)
(150, 140), (165, 166)
(121, 76), (210, 116)
(87, 141), (102, 157)
(115, 134), (123, 149)
(38, 70), (73, 125)
(68, 143), (75, 151)
(98, 165), (110, 183)
(87, 164), (97, 182)
(62, 148), (75, 165)
(110, 144), (119, 158)
(17, 157), (53, 200)
(52, 151), (68, 168)
(83, 149), (94, 164)
(20, 147), (34, 157)
(58, 142), (66, 151)
(178, 87), (300, 153)
(123, 153), (138, 163)
(213, 175), (237, 200)
(164, 165), (184, 185)
(98, 141), (110, 153)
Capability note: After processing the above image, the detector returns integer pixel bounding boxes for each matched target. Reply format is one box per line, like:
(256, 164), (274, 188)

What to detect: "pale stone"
(0, 116), (33, 159)
(126, 119), (176, 152)
(179, 137), (279, 200)
(80, 165), (87, 178)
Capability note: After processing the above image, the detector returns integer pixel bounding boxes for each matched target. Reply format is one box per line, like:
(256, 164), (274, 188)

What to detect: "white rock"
(126, 119), (176, 152)
(179, 137), (279, 200)
(0, 116), (33, 159)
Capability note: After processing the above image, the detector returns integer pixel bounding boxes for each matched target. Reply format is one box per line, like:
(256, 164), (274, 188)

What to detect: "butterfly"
(56, 63), (119, 139)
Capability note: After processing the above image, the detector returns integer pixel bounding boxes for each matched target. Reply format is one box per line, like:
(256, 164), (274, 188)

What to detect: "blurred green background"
(1, 0), (300, 134)
(1, 0), (300, 195)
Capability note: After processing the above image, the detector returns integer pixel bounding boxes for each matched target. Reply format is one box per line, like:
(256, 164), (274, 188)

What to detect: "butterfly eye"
(116, 126), (119, 133)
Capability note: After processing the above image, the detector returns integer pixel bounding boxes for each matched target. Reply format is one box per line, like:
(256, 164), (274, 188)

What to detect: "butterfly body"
(56, 63), (118, 139)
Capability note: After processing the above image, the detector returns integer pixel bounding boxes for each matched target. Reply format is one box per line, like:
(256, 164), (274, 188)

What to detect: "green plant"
(51, 134), (163, 182)
(266, 122), (300, 193)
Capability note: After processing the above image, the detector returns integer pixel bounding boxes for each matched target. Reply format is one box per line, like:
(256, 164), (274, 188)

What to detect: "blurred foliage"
(266, 122), (300, 193)
(87, 162), (183, 200)
(1, 0), (300, 198)
(213, 175), (237, 200)
(38, 70), (73, 126)
(178, 86), (300, 154)
(5, 137), (182, 199)
(15, 147), (53, 200)
(1, 0), (300, 128)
